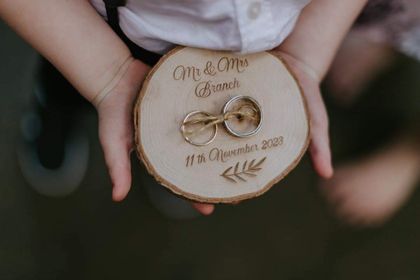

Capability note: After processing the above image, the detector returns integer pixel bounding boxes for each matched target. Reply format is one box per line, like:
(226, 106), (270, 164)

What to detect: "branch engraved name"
(195, 78), (240, 98)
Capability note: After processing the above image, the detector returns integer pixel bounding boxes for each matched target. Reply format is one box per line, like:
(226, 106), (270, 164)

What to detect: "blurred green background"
(1, 21), (420, 280)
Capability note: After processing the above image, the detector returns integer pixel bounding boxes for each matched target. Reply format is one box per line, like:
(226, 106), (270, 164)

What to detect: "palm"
(274, 51), (333, 178)
(96, 59), (214, 215)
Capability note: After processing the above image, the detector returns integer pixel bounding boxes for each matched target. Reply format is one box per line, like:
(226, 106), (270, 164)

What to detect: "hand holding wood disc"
(95, 59), (149, 201)
(272, 50), (333, 179)
(93, 58), (213, 214)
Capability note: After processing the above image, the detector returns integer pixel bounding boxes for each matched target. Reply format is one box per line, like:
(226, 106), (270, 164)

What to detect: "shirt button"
(247, 2), (262, 20)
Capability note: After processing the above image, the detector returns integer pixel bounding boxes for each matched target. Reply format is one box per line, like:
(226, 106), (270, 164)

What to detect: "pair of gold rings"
(180, 95), (263, 146)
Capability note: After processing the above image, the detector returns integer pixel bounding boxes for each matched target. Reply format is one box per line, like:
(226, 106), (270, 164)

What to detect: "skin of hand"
(95, 50), (331, 216)
(272, 50), (333, 179)
(94, 58), (214, 215)
(96, 0), (370, 213)
(271, 0), (369, 180)
(1, 0), (366, 216)
(0, 0), (214, 215)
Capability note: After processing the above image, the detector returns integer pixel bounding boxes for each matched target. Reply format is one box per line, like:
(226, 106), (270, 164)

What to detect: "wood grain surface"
(134, 47), (310, 203)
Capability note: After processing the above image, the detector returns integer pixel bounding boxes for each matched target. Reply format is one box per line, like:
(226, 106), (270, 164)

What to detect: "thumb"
(306, 88), (334, 179)
(95, 59), (150, 201)
(279, 52), (333, 179)
(98, 99), (134, 201)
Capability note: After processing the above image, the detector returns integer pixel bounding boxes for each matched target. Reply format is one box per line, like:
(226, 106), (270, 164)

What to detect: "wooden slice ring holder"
(134, 47), (310, 204)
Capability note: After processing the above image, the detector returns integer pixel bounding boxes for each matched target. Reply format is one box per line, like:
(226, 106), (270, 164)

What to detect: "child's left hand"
(95, 58), (215, 215)
(272, 50), (334, 179)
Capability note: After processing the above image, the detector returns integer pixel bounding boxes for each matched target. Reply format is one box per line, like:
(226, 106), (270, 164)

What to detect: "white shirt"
(89, 0), (310, 54)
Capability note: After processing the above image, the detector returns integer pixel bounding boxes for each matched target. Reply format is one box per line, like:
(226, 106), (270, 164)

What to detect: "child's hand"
(94, 58), (214, 215)
(272, 50), (334, 179)
(268, 0), (371, 179)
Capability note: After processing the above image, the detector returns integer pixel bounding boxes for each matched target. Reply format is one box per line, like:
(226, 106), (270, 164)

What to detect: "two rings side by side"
(180, 95), (263, 146)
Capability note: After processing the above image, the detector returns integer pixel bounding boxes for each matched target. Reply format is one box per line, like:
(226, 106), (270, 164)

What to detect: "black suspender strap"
(104, 0), (125, 37)
(102, 0), (162, 66)
(103, 0), (125, 36)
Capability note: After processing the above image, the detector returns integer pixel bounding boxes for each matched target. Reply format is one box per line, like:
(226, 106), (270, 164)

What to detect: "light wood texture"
(134, 47), (310, 203)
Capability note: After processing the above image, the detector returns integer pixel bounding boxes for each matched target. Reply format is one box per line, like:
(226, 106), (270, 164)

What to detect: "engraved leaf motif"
(224, 175), (237, 183)
(254, 157), (266, 168)
(248, 157), (266, 172)
(242, 160), (248, 172)
(243, 171), (257, 177)
(222, 166), (233, 176)
(234, 173), (246, 182)
(234, 162), (239, 174)
(220, 157), (267, 183)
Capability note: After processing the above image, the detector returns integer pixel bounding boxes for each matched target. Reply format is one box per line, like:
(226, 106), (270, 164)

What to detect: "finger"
(305, 89), (334, 179)
(98, 107), (134, 202)
(278, 52), (333, 178)
(310, 136), (333, 179)
(309, 111), (334, 178)
(192, 203), (215, 215)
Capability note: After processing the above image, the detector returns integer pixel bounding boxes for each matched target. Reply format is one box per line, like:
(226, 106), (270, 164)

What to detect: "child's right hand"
(94, 58), (214, 215)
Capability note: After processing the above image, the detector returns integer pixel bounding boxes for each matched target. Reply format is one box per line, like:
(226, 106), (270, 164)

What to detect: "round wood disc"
(134, 47), (310, 203)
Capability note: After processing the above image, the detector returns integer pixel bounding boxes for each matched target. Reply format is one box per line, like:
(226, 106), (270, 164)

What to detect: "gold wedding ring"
(181, 111), (218, 146)
(180, 96), (263, 146)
